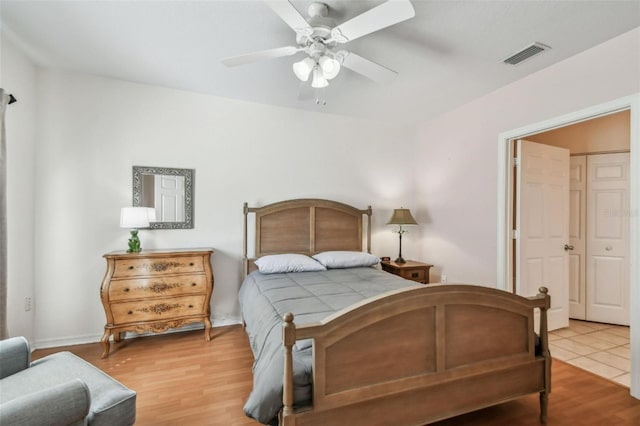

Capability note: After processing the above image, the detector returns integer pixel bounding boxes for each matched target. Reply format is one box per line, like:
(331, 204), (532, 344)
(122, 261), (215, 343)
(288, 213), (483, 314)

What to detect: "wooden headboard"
(243, 199), (372, 276)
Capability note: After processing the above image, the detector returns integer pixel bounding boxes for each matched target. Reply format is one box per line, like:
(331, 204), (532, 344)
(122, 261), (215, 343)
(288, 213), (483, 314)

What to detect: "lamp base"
(395, 256), (406, 264)
(126, 229), (142, 253)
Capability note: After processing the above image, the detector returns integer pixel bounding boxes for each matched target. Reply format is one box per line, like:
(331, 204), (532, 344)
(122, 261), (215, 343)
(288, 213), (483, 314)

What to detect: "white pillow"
(312, 251), (379, 269)
(254, 254), (326, 274)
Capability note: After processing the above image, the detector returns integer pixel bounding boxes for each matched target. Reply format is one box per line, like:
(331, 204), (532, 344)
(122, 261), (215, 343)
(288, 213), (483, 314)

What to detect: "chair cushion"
(0, 379), (90, 426)
(1, 351), (136, 426)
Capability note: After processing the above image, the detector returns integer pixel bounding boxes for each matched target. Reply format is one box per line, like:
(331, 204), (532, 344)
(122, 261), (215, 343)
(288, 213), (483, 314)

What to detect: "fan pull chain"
(315, 88), (327, 106)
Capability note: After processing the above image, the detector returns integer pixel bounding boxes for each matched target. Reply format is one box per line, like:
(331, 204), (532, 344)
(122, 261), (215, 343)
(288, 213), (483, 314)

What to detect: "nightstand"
(381, 260), (433, 284)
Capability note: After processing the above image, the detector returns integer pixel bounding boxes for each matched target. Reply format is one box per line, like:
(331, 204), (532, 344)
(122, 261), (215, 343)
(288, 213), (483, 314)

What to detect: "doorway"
(496, 94), (639, 399)
(521, 111), (631, 326)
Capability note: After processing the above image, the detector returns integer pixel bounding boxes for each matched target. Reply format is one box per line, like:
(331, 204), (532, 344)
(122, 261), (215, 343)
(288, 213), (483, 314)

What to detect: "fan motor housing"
(296, 26), (334, 48)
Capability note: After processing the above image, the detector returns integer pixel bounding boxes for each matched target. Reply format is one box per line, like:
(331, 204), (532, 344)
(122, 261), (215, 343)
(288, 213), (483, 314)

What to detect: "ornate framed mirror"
(132, 166), (194, 229)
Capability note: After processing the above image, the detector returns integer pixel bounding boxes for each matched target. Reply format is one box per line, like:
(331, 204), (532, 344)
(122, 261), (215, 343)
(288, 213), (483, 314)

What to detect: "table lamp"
(387, 208), (418, 264)
(120, 207), (151, 253)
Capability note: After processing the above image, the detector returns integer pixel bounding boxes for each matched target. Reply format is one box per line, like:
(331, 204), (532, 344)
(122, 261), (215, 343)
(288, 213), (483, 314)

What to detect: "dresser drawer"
(108, 274), (207, 301)
(111, 295), (207, 323)
(112, 255), (205, 278)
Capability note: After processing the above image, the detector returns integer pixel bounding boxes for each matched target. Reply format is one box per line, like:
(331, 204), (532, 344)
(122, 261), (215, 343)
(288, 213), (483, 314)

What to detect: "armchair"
(0, 337), (136, 426)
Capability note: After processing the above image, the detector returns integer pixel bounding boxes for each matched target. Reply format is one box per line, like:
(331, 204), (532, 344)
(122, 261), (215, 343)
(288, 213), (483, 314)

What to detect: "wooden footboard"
(280, 285), (551, 426)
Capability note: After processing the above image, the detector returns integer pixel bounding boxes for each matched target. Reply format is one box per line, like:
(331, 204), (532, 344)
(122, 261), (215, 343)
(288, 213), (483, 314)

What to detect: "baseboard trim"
(32, 318), (243, 350)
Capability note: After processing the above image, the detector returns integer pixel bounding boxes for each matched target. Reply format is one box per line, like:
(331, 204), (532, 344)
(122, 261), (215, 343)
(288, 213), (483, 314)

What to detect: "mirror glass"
(132, 166), (194, 229)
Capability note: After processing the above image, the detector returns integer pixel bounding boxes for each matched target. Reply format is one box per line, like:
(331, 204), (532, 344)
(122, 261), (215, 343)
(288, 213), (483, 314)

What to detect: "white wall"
(415, 27), (640, 397)
(415, 27), (640, 285)
(0, 36), (37, 343)
(31, 70), (417, 346)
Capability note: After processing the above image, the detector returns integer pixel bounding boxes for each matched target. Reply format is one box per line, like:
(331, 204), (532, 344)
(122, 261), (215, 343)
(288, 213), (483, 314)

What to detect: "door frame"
(496, 93), (639, 398)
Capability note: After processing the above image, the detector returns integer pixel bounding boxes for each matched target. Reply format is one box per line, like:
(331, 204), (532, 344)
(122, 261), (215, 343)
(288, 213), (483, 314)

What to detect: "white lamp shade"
(120, 207), (151, 229)
(292, 57), (315, 82)
(146, 207), (157, 222)
(311, 66), (329, 88)
(319, 56), (340, 80)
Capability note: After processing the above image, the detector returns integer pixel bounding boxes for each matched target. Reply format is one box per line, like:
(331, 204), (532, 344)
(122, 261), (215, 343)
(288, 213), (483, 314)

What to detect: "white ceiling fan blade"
(264, 0), (313, 37)
(221, 46), (299, 67)
(340, 52), (398, 84)
(330, 0), (415, 43)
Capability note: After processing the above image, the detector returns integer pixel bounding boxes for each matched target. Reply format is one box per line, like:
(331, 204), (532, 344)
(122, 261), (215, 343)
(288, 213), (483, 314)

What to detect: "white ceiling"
(2, 0), (639, 124)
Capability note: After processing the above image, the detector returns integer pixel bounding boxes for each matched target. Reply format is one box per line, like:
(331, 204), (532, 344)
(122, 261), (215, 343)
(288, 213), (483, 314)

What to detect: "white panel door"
(586, 153), (630, 325)
(569, 156), (587, 320)
(154, 175), (186, 222)
(516, 140), (570, 331)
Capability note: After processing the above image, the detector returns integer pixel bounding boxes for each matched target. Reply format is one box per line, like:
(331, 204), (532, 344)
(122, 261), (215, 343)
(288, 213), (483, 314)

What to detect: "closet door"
(569, 156), (586, 320)
(586, 153), (630, 325)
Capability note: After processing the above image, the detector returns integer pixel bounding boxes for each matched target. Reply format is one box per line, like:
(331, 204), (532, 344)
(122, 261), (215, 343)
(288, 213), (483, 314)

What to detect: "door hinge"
(511, 229), (519, 239)
(512, 157), (520, 167)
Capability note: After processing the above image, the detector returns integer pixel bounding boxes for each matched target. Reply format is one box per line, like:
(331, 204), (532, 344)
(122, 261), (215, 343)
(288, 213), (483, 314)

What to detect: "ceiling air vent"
(503, 42), (551, 65)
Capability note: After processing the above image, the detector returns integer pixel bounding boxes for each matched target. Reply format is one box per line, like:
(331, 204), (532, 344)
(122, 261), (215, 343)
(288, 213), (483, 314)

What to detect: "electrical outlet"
(441, 274), (447, 284)
(24, 297), (32, 311)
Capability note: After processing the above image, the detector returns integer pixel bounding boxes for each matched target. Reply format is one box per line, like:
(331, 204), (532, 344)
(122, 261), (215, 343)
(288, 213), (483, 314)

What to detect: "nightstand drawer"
(109, 275), (207, 301)
(400, 269), (425, 282)
(112, 255), (205, 278)
(380, 260), (433, 284)
(111, 295), (207, 323)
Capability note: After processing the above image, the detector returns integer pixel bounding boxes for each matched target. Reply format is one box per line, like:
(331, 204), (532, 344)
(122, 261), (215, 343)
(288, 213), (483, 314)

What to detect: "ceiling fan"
(222, 0), (415, 92)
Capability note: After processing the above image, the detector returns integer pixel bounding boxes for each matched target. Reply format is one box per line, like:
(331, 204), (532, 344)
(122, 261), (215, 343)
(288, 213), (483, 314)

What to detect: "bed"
(239, 199), (551, 426)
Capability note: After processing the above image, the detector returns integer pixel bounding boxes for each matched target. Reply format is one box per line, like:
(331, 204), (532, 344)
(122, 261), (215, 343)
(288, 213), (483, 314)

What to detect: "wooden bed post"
(366, 205), (372, 253)
(282, 313), (296, 426)
(537, 286), (551, 424)
(243, 202), (249, 277)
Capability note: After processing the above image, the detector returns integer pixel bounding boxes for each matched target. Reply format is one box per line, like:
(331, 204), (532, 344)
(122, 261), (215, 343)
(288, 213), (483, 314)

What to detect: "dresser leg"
(101, 330), (111, 358)
(204, 317), (212, 341)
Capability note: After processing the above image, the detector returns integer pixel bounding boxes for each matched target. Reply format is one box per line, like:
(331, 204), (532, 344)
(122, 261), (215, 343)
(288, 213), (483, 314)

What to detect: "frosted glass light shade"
(120, 207), (151, 229)
(319, 56), (340, 80)
(311, 66), (328, 88)
(293, 57), (315, 82)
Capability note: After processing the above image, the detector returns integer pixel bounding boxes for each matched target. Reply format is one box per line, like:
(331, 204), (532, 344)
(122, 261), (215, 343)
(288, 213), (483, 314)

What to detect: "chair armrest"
(0, 337), (30, 379)
(0, 379), (91, 426)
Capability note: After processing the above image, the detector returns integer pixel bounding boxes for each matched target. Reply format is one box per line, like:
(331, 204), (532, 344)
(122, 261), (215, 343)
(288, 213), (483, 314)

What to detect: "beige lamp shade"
(387, 208), (418, 225)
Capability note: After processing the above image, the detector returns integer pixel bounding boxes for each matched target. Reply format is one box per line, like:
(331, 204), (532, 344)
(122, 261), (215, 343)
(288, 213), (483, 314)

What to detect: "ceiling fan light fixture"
(319, 55), (340, 80)
(293, 57), (315, 82)
(311, 66), (329, 88)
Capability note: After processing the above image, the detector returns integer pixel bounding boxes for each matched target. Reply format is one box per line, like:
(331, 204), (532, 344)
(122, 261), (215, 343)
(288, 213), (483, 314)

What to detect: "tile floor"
(549, 319), (630, 387)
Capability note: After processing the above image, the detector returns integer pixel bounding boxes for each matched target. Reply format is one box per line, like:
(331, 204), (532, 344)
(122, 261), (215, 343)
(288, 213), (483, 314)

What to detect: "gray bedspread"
(238, 267), (417, 424)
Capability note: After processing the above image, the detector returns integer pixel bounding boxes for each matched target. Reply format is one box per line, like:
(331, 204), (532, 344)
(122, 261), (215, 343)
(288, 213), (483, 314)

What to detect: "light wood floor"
(32, 326), (640, 425)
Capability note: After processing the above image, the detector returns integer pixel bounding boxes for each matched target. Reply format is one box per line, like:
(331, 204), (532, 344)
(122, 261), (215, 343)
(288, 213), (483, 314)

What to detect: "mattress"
(238, 267), (417, 424)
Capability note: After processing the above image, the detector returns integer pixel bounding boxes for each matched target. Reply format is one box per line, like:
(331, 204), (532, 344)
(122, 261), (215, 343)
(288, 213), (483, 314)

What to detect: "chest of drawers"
(100, 248), (214, 358)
